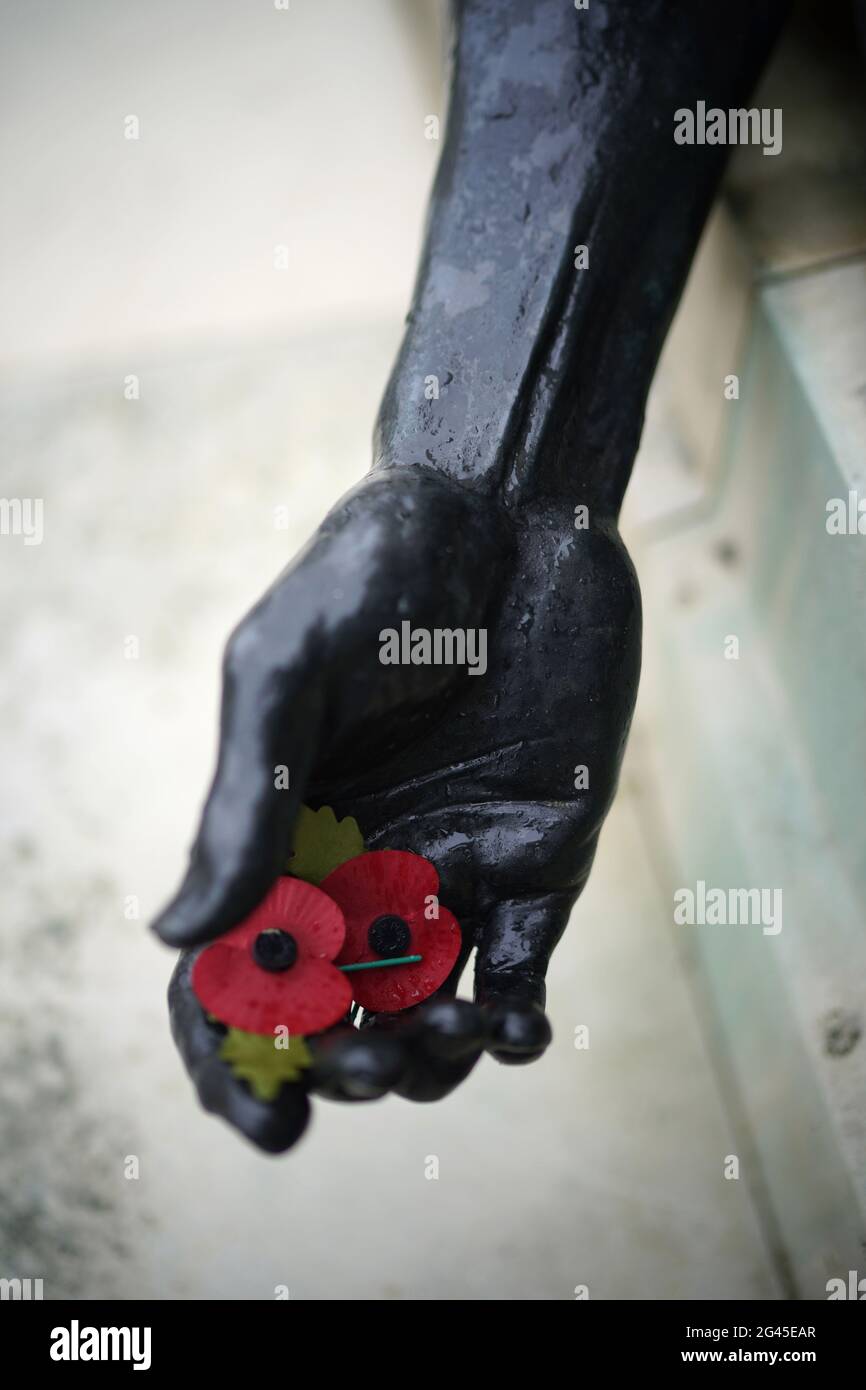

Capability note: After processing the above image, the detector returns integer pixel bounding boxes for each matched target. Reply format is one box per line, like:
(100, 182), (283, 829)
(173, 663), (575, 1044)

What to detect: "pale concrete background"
(0, 0), (782, 1299)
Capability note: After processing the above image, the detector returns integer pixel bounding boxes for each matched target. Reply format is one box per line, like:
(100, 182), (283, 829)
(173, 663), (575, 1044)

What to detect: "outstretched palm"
(157, 465), (640, 1150)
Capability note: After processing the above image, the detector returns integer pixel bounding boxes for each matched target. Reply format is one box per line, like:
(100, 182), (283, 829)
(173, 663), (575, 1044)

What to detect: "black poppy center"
(367, 915), (411, 958)
(252, 929), (298, 972)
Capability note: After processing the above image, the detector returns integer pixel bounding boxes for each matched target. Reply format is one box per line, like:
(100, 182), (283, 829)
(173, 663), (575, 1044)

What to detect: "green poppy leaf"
(219, 1027), (312, 1102)
(285, 804), (365, 884)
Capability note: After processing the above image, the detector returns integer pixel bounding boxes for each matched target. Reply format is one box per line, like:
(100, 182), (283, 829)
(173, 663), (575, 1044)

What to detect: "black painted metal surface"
(155, 0), (789, 1150)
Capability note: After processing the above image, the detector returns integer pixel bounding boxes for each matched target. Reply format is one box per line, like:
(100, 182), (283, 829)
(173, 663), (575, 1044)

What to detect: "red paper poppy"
(321, 850), (461, 1013)
(191, 877), (352, 1036)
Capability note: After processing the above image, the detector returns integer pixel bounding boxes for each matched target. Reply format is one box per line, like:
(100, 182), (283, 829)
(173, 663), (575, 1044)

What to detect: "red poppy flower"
(191, 877), (352, 1036)
(321, 850), (461, 1013)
